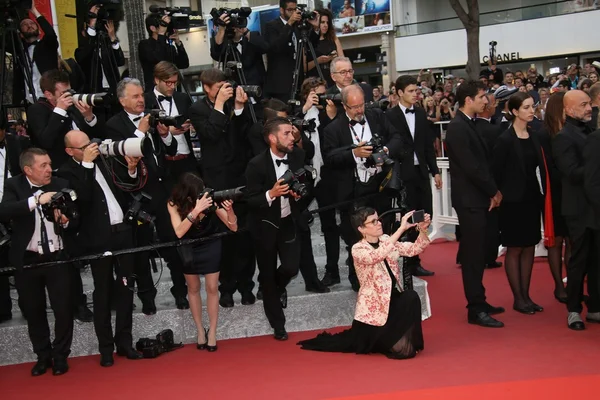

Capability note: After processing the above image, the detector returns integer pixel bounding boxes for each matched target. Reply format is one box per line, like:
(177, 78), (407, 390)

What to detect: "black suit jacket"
(584, 130), (600, 224)
(11, 16), (59, 105)
(0, 175), (71, 268)
(144, 90), (194, 153)
(27, 98), (105, 168)
(386, 105), (439, 180)
(2, 135), (30, 178)
(188, 98), (251, 190)
(245, 147), (306, 241)
(322, 109), (405, 202)
(138, 36), (189, 90)
(445, 111), (498, 209)
(56, 158), (134, 254)
(475, 118), (503, 159)
(553, 117), (595, 223)
(492, 127), (546, 203)
(75, 36), (125, 92)
(210, 32), (268, 87)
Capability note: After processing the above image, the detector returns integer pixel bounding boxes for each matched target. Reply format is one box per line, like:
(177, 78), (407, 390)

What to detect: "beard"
(22, 30), (39, 40)
(276, 140), (292, 154)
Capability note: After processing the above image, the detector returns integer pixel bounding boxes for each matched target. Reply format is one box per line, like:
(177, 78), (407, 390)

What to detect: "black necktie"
(276, 159), (289, 166)
(158, 95), (172, 103)
(350, 119), (366, 126)
(405, 108), (415, 114)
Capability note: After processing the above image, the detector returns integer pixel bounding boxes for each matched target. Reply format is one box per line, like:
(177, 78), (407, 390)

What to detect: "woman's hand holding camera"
(417, 213), (431, 231)
(397, 211), (417, 235)
(220, 200), (234, 213)
(194, 193), (213, 215)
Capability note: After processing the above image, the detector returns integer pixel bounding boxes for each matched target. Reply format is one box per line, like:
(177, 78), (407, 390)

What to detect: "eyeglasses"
(333, 69), (354, 76)
(67, 141), (91, 151)
(345, 102), (364, 111)
(286, 7), (297, 12)
(363, 218), (380, 227)
(162, 79), (178, 87)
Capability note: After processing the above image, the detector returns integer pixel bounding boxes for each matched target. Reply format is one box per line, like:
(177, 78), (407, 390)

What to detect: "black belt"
(111, 223), (131, 233)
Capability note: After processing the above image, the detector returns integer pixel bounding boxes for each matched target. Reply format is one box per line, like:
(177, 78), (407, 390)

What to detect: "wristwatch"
(186, 213), (195, 222)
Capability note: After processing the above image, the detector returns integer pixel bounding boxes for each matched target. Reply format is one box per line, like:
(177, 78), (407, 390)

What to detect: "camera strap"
(349, 124), (365, 144)
(36, 206), (52, 255)
(156, 95), (173, 116)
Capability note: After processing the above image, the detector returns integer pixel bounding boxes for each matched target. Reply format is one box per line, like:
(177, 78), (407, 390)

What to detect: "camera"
(90, 137), (145, 158)
(66, 89), (108, 107)
(135, 329), (183, 359)
(125, 192), (154, 225)
(289, 117), (316, 132)
(280, 166), (316, 199)
(318, 93), (342, 107)
(210, 7), (251, 29)
(224, 80), (262, 99)
(0, 0), (31, 16)
(88, 0), (124, 31)
(149, 5), (204, 32)
(295, 4), (317, 30)
(365, 100), (390, 112)
(148, 109), (188, 128)
(41, 189), (79, 223)
(0, 223), (11, 248)
(353, 133), (394, 168)
(200, 186), (246, 212)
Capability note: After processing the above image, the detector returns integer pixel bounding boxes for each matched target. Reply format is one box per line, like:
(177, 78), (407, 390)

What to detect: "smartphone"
(410, 210), (425, 224)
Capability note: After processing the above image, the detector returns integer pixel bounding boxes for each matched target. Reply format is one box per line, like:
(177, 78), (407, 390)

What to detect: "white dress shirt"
(347, 114), (379, 183)
(25, 43), (41, 104)
(81, 160), (124, 225)
(398, 103), (419, 165)
(26, 178), (63, 254)
(0, 147), (11, 202)
(266, 150), (291, 218)
(153, 88), (190, 155)
(86, 27), (121, 89)
(305, 106), (323, 184)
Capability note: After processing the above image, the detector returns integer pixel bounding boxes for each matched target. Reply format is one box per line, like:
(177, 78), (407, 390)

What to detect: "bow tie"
(158, 95), (172, 103)
(25, 40), (39, 48)
(132, 116), (142, 122)
(405, 108), (415, 114)
(275, 159), (289, 166)
(349, 119), (366, 126)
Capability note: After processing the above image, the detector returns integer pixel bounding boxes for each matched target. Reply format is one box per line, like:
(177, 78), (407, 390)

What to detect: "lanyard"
(349, 124), (365, 144)
(157, 95), (173, 116)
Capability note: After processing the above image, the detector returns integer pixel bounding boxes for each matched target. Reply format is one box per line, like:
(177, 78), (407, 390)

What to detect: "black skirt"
(182, 238), (222, 275)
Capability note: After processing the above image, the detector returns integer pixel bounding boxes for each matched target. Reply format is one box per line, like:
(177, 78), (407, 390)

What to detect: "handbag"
(176, 241), (194, 270)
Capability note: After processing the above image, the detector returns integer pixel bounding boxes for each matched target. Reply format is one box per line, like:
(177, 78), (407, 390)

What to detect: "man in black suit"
(445, 80), (505, 328)
(27, 70), (104, 168)
(144, 61), (196, 180)
(138, 13), (189, 91)
(107, 77), (188, 312)
(0, 148), (75, 376)
(321, 84), (404, 290)
(210, 11), (268, 87)
(58, 130), (143, 367)
(386, 75), (440, 277)
(11, 4), (58, 105)
(555, 90), (600, 331)
(588, 82), (600, 131)
(245, 117), (307, 340)
(263, 0), (319, 102)
(326, 57), (374, 118)
(189, 68), (256, 307)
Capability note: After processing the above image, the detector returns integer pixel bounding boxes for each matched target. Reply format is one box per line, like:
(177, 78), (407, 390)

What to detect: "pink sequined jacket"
(351, 232), (430, 326)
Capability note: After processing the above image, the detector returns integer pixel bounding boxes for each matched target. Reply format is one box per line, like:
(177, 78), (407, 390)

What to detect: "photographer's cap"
(443, 74), (455, 80)
(494, 85), (518, 101)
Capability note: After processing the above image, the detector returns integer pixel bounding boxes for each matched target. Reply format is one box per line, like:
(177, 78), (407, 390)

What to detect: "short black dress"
(306, 38), (336, 88)
(297, 242), (424, 359)
(182, 213), (222, 275)
(499, 137), (543, 247)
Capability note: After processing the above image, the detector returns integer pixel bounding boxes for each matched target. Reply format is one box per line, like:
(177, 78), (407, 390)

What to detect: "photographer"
(74, 4), (125, 94)
(189, 68), (255, 308)
(144, 62), (196, 180)
(210, 11), (268, 88)
(263, 0), (319, 102)
(0, 148), (77, 376)
(27, 70), (105, 168)
(326, 57), (374, 119)
(107, 78), (188, 313)
(57, 130), (142, 366)
(322, 84), (404, 291)
(10, 3), (58, 105)
(138, 13), (189, 91)
(245, 117), (307, 340)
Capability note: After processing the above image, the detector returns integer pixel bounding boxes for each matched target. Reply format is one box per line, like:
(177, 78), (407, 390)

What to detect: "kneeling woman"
(298, 208), (431, 359)
(167, 173), (238, 352)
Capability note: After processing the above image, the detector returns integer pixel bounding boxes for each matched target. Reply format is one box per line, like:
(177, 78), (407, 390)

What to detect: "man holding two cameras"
(0, 148), (76, 376)
(58, 130), (142, 367)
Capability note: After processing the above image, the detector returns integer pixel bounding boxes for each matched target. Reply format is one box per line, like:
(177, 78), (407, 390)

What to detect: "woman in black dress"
(167, 173), (238, 351)
(298, 208), (431, 360)
(493, 92), (548, 314)
(305, 9), (344, 88)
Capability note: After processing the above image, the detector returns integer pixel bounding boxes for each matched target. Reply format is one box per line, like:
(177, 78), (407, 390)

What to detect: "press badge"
(38, 240), (55, 254)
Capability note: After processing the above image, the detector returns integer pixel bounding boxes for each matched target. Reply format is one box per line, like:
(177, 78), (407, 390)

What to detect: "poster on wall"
(316, 0), (393, 37)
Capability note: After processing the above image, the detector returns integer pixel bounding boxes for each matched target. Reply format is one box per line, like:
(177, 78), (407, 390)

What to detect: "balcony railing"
(395, 0), (599, 37)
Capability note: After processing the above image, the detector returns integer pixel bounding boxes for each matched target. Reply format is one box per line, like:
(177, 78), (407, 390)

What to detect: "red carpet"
(2, 241), (600, 400)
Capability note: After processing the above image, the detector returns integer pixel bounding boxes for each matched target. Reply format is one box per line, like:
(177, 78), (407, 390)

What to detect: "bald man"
(552, 90), (600, 331)
(57, 131), (143, 366)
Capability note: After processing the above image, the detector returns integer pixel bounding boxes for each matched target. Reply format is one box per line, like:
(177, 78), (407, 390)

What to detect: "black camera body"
(150, 5), (203, 32)
(289, 117), (316, 132)
(210, 7), (251, 29)
(295, 4), (317, 30)
(148, 109), (187, 128)
(224, 79), (262, 99)
(200, 186), (245, 212)
(41, 189), (79, 223)
(318, 93), (342, 107)
(365, 100), (390, 112)
(135, 329), (183, 359)
(356, 133), (394, 168)
(280, 166), (316, 199)
(125, 192), (154, 225)
(0, 223), (11, 248)
(88, 0), (124, 32)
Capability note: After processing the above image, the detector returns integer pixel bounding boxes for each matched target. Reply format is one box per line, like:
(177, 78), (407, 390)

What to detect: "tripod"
(288, 25), (325, 105)
(219, 30), (258, 124)
(89, 29), (121, 94)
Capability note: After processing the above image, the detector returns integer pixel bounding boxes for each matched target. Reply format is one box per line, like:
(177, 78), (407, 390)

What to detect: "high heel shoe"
(529, 302), (544, 312)
(197, 330), (207, 350)
(513, 304), (535, 315)
(554, 292), (568, 304)
(206, 328), (218, 352)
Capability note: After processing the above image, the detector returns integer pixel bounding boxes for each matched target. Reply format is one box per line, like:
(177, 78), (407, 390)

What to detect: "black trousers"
(314, 180), (340, 277)
(0, 247), (12, 318)
(454, 206), (488, 313)
(89, 225), (136, 354)
(403, 169), (433, 270)
(456, 209), (500, 265)
(15, 253), (73, 361)
(254, 216), (300, 330)
(297, 216), (322, 289)
(219, 203), (255, 295)
(565, 222), (600, 313)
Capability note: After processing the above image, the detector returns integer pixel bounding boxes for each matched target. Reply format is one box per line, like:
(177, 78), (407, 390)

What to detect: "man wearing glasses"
(326, 57), (374, 119)
(144, 62), (196, 180)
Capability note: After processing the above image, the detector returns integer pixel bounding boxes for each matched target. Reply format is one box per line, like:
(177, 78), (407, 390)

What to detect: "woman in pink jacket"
(298, 207), (431, 359)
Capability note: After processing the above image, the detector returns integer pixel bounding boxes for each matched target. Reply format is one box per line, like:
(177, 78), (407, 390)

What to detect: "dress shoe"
(219, 292), (234, 308)
(31, 359), (52, 376)
(486, 261), (503, 269)
(100, 353), (114, 367)
(554, 292), (568, 304)
(320, 272), (340, 287)
(586, 312), (600, 323)
(117, 346), (143, 360)
(256, 287), (263, 300)
(484, 304), (505, 315)
(142, 300), (157, 316)
(52, 359), (69, 376)
(74, 304), (94, 323)
(0, 313), (12, 323)
(171, 287), (189, 310)
(568, 312), (585, 331)
(241, 291), (256, 305)
(468, 312), (504, 328)
(513, 304), (535, 315)
(274, 328), (288, 341)
(206, 328), (218, 352)
(529, 302), (544, 312)
(305, 281), (331, 293)
(412, 265), (435, 277)
(280, 289), (288, 309)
